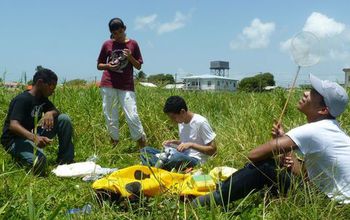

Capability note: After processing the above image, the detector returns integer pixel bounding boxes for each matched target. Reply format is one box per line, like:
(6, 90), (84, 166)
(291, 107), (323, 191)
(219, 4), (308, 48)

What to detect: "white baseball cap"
(310, 74), (349, 117)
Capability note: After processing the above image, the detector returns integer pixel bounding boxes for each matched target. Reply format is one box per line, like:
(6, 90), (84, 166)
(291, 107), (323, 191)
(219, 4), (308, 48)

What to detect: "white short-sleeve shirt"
(286, 119), (350, 203)
(178, 114), (216, 163)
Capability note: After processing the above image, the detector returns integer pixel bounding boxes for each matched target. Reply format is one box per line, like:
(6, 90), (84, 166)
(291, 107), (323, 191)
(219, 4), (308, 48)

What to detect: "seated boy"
(194, 74), (350, 208)
(140, 96), (216, 171)
(1, 68), (75, 176)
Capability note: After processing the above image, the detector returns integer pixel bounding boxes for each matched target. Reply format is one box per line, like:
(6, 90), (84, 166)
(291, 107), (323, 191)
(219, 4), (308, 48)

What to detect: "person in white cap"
(194, 74), (350, 208)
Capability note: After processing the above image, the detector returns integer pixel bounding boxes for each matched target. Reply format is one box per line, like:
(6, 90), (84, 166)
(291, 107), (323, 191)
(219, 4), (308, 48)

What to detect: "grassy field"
(1, 85), (350, 219)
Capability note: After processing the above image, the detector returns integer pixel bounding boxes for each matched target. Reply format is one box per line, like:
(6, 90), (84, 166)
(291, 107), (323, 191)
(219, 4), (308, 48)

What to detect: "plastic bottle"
(86, 154), (99, 162)
(67, 204), (92, 215)
(155, 151), (169, 168)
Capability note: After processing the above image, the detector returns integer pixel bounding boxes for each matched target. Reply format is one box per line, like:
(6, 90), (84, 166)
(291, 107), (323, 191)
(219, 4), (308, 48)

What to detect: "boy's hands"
(280, 152), (294, 169)
(279, 152), (304, 176)
(41, 112), (55, 131)
(177, 143), (193, 152)
(272, 121), (285, 138)
(162, 140), (179, 146)
(34, 135), (53, 148)
(108, 62), (121, 72)
(123, 49), (132, 59)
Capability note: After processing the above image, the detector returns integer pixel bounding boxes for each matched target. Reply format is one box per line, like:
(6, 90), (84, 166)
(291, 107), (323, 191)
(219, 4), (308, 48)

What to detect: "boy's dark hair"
(108, 17), (126, 33)
(33, 68), (58, 85)
(163, 96), (188, 114)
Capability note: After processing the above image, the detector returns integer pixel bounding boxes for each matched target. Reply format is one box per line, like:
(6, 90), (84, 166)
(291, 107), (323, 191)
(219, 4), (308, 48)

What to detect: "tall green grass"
(0, 85), (350, 219)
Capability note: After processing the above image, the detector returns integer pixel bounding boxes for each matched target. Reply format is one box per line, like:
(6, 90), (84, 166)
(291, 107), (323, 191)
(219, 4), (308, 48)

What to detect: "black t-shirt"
(1, 91), (56, 149)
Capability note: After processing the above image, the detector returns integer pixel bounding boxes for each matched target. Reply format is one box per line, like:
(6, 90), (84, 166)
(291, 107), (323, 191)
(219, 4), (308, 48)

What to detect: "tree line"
(2, 66), (276, 92)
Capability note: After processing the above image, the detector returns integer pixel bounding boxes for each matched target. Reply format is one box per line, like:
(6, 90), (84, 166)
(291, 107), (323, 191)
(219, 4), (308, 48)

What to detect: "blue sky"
(1, 0), (350, 87)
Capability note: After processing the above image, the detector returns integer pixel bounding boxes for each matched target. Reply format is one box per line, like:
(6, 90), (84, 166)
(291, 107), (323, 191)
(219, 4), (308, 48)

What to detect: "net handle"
(277, 65), (301, 124)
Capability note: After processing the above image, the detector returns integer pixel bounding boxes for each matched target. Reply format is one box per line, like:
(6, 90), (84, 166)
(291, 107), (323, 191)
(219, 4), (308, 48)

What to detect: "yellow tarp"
(92, 165), (216, 198)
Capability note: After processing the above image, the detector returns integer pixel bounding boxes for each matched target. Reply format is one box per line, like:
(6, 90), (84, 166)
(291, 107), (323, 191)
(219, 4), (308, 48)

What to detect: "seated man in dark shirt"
(1, 68), (75, 176)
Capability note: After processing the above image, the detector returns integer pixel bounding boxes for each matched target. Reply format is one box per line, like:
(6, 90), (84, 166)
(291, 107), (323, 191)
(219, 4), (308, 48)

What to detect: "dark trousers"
(7, 114), (75, 176)
(194, 159), (292, 208)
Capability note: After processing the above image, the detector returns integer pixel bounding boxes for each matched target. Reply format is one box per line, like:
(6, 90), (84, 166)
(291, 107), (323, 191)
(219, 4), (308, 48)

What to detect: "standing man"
(97, 17), (146, 147)
(1, 68), (75, 176)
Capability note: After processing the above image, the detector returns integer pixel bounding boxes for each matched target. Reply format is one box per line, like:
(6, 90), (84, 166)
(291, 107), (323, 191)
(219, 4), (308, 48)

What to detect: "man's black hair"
(109, 17), (126, 33)
(163, 96), (188, 114)
(32, 68), (58, 85)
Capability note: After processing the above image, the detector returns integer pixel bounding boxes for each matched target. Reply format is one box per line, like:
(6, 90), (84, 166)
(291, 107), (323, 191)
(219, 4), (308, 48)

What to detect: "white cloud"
(303, 12), (345, 38)
(279, 38), (292, 52)
(134, 11), (192, 35)
(230, 18), (275, 50)
(157, 12), (191, 34)
(280, 12), (350, 64)
(134, 14), (158, 30)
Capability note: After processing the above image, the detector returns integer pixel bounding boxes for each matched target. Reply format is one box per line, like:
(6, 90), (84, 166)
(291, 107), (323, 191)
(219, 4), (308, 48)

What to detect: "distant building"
(182, 61), (238, 92)
(264, 85), (278, 91)
(343, 68), (350, 88)
(3, 82), (21, 89)
(183, 74), (238, 91)
(164, 83), (184, 89)
(139, 82), (157, 88)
